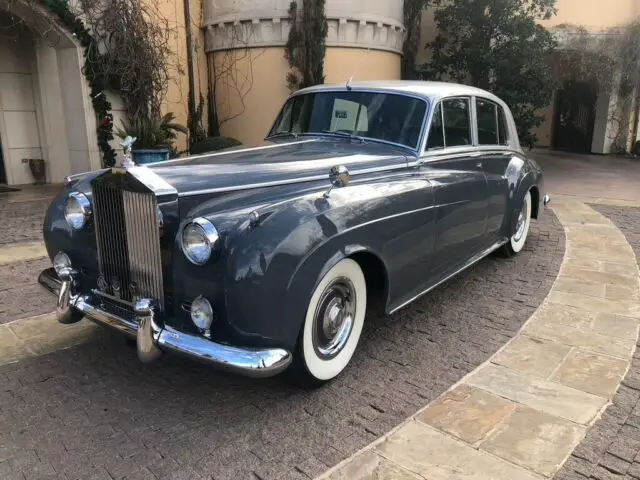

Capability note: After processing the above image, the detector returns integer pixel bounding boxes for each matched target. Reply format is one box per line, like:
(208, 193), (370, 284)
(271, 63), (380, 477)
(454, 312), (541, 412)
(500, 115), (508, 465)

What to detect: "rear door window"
(476, 99), (499, 145)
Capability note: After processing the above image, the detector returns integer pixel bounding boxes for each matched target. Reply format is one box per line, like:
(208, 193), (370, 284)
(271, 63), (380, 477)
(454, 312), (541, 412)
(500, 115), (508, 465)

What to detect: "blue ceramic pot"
(132, 149), (170, 164)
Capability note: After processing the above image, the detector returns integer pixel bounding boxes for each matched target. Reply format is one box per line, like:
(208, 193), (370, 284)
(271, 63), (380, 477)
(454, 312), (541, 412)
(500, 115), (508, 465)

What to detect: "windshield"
(268, 91), (428, 150)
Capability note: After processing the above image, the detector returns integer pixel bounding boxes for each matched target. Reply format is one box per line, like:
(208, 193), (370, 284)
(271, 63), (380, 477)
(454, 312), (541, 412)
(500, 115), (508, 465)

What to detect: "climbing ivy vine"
(284, 0), (328, 92)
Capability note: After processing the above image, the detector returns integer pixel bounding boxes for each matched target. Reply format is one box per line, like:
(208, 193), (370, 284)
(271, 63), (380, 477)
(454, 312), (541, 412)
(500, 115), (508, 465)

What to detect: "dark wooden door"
(552, 80), (597, 153)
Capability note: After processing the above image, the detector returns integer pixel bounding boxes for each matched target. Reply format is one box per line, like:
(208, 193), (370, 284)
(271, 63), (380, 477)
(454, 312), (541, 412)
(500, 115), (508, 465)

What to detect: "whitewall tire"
(290, 258), (367, 387)
(502, 190), (532, 256)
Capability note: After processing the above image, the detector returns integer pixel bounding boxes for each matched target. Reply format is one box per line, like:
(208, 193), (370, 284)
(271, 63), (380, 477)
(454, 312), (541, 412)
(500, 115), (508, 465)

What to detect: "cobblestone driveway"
(0, 200), (48, 246)
(0, 212), (564, 480)
(0, 197), (55, 324)
(556, 205), (640, 480)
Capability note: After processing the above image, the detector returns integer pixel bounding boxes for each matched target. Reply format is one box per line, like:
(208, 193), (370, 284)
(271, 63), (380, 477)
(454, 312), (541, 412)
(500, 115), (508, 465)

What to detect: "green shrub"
(115, 112), (187, 149)
(190, 136), (241, 155)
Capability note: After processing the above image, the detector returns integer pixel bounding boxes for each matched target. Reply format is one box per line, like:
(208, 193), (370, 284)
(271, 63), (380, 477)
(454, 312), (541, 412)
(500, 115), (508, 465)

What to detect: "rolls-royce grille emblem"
(112, 277), (121, 299)
(97, 275), (108, 292)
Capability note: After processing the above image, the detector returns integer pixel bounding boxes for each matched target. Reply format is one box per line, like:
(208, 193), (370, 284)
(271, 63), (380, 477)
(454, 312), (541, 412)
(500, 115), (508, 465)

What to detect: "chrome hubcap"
(312, 277), (356, 360)
(513, 201), (529, 242)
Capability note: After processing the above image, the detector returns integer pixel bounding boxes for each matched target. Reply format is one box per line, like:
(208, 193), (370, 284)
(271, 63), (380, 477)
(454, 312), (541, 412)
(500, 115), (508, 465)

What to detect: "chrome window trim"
(473, 96), (512, 147)
(418, 145), (520, 165)
(418, 93), (524, 164)
(265, 87), (431, 155)
(420, 95), (474, 157)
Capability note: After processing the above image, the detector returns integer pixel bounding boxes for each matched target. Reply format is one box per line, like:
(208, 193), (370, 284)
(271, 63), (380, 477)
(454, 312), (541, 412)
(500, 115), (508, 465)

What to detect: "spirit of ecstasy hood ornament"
(120, 136), (137, 168)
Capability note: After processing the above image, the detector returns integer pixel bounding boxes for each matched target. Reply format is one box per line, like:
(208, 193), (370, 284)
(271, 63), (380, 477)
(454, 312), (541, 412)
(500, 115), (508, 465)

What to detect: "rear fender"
(504, 156), (537, 238)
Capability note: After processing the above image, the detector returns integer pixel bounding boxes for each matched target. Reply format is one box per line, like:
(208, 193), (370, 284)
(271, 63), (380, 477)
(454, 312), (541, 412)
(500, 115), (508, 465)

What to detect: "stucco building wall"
(204, 0), (405, 146)
(0, 3), (102, 186)
(0, 26), (42, 185)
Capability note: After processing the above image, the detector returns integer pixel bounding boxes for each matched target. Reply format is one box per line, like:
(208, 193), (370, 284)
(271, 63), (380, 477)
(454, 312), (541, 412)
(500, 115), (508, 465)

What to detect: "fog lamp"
(190, 295), (214, 331)
(53, 252), (72, 278)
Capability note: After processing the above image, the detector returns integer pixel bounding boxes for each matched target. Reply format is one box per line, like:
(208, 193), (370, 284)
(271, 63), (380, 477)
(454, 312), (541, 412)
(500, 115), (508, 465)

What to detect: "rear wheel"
(289, 258), (367, 388)
(501, 190), (532, 257)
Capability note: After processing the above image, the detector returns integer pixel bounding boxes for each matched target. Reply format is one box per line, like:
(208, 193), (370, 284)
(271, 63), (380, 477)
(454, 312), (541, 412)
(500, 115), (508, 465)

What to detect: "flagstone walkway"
(555, 204), (640, 480)
(319, 197), (640, 480)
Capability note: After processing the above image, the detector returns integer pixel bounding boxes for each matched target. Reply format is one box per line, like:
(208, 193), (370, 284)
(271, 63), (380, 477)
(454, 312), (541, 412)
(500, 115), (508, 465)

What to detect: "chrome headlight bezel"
(181, 217), (220, 265)
(64, 192), (92, 230)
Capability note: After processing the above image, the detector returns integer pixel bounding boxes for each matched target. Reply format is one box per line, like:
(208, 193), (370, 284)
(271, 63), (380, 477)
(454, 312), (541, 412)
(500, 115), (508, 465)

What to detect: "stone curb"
(0, 241), (47, 265)
(317, 199), (640, 480)
(552, 194), (640, 208)
(0, 313), (102, 367)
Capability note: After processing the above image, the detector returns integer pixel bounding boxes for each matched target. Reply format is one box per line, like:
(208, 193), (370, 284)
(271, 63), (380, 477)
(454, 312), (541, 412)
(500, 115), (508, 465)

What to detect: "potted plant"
(115, 112), (187, 164)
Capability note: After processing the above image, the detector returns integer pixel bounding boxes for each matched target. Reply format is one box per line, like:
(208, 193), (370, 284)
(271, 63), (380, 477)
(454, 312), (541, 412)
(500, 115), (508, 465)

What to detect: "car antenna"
(346, 47), (371, 91)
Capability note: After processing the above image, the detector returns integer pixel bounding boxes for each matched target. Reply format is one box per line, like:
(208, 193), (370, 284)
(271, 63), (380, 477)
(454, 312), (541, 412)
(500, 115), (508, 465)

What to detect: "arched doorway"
(552, 79), (598, 153)
(0, 0), (101, 186)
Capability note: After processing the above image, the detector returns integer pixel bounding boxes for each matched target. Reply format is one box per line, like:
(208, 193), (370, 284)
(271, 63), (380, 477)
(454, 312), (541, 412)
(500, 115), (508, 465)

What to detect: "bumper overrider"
(38, 267), (292, 378)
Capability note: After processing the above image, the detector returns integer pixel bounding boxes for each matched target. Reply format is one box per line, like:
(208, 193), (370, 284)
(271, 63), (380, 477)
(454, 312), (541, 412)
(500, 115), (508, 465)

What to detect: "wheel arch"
(348, 250), (390, 312)
(529, 185), (540, 219)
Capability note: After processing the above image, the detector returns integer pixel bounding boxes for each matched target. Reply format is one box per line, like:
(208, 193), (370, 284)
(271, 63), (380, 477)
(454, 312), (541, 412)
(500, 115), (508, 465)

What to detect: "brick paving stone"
(0, 257), (54, 324)
(600, 453), (632, 475)
(628, 462), (640, 478)
(0, 212), (564, 479)
(0, 200), (49, 246)
(555, 205), (640, 480)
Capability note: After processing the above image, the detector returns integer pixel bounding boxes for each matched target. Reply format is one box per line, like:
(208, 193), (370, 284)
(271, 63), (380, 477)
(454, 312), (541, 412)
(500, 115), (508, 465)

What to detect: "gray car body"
(43, 81), (546, 353)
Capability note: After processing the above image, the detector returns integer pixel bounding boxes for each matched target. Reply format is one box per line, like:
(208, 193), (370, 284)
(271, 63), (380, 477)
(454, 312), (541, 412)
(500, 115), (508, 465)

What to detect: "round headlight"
(53, 252), (72, 277)
(191, 295), (214, 330)
(181, 218), (219, 265)
(64, 192), (91, 230)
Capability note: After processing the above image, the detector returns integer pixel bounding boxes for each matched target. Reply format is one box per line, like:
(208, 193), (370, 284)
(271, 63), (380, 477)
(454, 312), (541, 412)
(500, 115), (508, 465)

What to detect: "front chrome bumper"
(38, 268), (292, 378)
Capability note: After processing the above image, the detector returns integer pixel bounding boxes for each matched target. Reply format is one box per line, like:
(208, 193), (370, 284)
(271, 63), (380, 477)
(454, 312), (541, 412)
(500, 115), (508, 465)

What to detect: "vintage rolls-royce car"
(39, 81), (550, 387)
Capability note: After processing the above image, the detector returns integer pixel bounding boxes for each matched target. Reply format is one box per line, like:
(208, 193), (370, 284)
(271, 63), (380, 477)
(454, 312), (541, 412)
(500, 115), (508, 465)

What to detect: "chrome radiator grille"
(92, 179), (164, 310)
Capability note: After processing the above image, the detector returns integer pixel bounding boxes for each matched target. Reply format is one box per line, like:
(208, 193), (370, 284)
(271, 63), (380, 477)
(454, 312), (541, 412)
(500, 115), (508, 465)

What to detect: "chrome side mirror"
(324, 165), (350, 198)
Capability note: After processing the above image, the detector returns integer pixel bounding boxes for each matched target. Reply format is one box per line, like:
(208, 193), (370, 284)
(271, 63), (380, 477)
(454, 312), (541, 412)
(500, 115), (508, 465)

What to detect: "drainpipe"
(183, 0), (197, 148)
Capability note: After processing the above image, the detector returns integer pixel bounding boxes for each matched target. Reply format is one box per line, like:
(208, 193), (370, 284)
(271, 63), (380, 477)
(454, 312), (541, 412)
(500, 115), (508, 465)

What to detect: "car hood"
(146, 138), (411, 196)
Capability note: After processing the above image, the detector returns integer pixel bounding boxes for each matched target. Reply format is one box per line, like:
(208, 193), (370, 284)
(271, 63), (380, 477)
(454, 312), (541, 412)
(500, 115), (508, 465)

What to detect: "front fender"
(223, 176), (434, 351)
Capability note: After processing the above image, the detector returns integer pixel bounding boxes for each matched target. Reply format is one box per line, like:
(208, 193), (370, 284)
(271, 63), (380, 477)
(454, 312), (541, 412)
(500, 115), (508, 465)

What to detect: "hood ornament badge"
(120, 136), (137, 168)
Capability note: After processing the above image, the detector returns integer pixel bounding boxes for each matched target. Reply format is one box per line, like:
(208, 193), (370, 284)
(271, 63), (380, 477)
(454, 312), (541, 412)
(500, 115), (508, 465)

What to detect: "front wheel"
(289, 258), (367, 388)
(500, 190), (532, 257)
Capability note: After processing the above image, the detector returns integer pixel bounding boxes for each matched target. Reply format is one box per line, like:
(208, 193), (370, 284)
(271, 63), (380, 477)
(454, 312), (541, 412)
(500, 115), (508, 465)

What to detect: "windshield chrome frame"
(265, 87), (430, 156)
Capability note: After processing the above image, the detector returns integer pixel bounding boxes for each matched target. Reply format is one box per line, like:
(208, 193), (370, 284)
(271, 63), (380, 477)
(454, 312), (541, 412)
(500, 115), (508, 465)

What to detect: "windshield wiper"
(267, 132), (298, 140)
(319, 130), (365, 143)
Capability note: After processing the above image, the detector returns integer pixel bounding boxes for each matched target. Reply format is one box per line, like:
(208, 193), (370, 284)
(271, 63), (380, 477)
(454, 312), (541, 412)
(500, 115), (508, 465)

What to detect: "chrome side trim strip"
(389, 239), (507, 314)
(177, 160), (419, 198)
